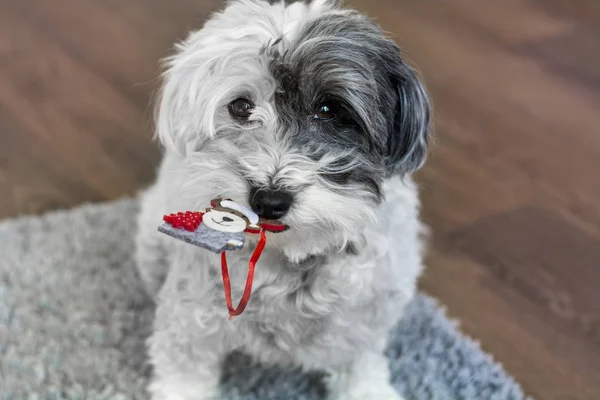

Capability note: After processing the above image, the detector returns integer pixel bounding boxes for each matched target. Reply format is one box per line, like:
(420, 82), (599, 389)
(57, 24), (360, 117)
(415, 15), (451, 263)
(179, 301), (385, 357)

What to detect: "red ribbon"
(164, 204), (285, 319)
(220, 228), (267, 319)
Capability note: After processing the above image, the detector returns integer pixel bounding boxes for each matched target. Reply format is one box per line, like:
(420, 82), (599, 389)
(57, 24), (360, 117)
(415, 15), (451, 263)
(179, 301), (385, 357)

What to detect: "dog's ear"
(154, 45), (217, 156)
(385, 65), (432, 176)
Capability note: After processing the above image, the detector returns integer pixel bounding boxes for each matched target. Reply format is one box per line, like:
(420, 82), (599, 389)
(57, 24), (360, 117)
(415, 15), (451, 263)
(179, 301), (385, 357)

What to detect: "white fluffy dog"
(135, 0), (431, 399)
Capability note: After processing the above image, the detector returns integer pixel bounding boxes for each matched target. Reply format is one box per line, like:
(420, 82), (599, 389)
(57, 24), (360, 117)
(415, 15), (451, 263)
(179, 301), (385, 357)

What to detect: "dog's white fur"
(135, 1), (429, 399)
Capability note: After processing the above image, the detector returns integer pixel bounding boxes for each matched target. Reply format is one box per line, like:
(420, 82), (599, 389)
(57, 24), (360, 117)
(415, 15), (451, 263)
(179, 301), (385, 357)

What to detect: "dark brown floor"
(1, 1), (599, 399)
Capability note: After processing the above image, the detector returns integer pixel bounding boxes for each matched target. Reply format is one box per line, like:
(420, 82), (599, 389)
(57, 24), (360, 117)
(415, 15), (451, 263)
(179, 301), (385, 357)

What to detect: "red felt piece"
(163, 211), (204, 230)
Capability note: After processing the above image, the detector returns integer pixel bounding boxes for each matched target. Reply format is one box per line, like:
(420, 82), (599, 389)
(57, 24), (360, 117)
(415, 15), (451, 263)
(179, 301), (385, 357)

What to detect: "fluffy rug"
(0, 199), (530, 400)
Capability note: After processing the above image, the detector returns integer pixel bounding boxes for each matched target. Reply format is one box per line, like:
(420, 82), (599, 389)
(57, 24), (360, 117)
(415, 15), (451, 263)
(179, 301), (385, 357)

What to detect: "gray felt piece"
(158, 222), (245, 253)
(0, 199), (531, 400)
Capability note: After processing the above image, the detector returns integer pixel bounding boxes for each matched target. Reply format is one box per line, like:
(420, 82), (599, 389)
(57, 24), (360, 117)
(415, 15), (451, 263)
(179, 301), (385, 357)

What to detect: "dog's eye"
(314, 101), (339, 121)
(229, 98), (254, 119)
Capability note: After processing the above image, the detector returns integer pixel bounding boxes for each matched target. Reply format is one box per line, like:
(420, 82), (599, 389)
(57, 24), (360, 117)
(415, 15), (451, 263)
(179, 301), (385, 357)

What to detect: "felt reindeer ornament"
(158, 198), (286, 319)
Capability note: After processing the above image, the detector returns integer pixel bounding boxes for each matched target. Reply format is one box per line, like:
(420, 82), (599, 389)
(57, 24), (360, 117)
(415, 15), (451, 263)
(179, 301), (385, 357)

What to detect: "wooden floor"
(1, 1), (599, 398)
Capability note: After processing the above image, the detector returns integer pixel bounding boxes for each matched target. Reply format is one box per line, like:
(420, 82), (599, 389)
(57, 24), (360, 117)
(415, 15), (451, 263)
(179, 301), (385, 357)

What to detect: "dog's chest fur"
(172, 235), (380, 363)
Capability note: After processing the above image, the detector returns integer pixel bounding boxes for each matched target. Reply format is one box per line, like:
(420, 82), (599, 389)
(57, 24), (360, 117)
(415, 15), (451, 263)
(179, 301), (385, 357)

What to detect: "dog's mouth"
(209, 198), (289, 232)
(256, 218), (289, 233)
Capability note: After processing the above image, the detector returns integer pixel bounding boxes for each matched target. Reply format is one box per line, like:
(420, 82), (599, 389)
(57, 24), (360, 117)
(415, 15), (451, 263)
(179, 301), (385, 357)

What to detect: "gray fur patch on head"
(265, 7), (431, 192)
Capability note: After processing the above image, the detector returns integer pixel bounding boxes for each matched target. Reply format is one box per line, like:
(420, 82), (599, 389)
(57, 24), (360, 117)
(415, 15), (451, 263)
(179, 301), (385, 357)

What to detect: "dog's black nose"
(249, 188), (293, 220)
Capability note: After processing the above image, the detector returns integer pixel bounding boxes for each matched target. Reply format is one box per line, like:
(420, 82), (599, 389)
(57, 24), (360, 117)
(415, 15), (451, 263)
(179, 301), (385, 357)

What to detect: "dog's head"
(155, 0), (431, 260)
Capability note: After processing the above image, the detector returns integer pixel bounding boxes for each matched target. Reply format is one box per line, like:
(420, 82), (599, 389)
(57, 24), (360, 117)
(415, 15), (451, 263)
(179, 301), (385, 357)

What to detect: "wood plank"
(422, 248), (600, 400)
(0, 7), (159, 209)
(5, 0), (222, 107)
(0, 107), (102, 218)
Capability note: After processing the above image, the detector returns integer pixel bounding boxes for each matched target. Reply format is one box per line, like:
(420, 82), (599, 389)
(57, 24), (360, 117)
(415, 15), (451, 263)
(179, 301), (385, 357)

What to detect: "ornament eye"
(229, 98), (254, 119)
(314, 101), (339, 121)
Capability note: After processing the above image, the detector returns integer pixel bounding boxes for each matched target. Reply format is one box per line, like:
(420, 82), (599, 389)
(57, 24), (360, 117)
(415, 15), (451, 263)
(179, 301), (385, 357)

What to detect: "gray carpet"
(0, 199), (531, 400)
